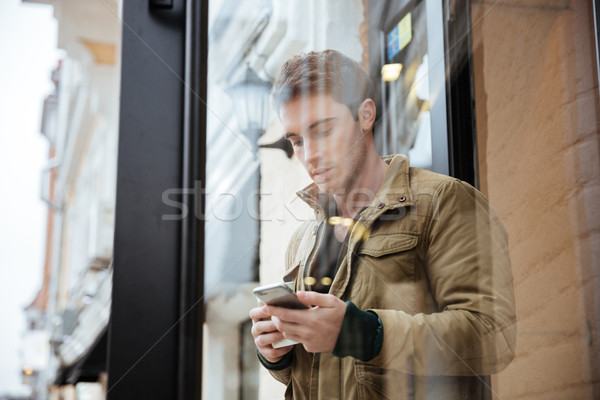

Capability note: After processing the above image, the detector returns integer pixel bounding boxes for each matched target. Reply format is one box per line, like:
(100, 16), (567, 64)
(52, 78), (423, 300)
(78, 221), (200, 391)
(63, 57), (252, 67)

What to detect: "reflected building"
(20, 0), (600, 399)
(21, 0), (121, 399)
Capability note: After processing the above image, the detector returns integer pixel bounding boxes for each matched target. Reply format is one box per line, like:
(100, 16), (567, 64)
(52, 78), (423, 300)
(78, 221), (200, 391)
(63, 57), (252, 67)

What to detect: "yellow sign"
(398, 12), (412, 52)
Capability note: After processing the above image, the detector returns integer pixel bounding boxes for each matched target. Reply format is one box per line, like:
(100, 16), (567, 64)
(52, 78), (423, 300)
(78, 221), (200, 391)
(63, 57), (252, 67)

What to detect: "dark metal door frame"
(179, 0), (207, 399)
(107, 0), (207, 399)
(443, 0), (478, 188)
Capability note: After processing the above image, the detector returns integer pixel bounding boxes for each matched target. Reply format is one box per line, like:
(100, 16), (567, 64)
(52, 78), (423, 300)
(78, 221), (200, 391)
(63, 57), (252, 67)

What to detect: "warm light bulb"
(381, 63), (403, 82)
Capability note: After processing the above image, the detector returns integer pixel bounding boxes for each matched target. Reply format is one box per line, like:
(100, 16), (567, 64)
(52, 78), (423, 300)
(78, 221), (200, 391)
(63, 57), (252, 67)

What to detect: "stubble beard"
(331, 128), (368, 197)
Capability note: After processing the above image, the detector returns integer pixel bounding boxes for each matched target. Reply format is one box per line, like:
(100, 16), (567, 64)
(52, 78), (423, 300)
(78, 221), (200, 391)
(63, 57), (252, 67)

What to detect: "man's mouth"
(312, 167), (334, 182)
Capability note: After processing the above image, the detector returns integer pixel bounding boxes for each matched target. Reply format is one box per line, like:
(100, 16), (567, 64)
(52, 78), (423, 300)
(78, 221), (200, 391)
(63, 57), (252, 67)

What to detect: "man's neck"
(333, 153), (388, 219)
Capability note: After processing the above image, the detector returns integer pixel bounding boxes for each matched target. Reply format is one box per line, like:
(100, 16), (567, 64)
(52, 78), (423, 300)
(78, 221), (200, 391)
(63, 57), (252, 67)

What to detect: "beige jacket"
(269, 155), (516, 399)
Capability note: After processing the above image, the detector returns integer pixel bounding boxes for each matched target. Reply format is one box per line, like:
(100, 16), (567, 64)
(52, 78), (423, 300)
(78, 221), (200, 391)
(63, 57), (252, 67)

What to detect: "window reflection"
(206, 1), (442, 398)
(205, 0), (600, 399)
(379, 1), (433, 170)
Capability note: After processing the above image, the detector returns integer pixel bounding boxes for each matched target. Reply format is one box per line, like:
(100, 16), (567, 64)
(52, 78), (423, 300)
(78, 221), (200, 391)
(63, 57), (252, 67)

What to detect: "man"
(249, 49), (516, 399)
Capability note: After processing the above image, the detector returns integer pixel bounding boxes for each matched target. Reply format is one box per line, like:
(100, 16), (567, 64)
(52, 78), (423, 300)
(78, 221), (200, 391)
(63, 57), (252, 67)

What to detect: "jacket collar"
(296, 154), (415, 219)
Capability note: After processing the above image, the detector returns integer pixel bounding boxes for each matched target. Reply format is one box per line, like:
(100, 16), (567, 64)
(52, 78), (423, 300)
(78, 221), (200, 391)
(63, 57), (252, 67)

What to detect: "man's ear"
(358, 99), (376, 132)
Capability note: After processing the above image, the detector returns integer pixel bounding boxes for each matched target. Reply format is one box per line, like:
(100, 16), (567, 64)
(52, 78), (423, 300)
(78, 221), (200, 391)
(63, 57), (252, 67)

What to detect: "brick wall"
(471, 0), (600, 398)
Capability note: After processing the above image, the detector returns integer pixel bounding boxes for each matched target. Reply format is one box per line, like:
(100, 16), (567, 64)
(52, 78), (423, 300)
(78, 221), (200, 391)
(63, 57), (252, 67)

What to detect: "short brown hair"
(271, 49), (374, 118)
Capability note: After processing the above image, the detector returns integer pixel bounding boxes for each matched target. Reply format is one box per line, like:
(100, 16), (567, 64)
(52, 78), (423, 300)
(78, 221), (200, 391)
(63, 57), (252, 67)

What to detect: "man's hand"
(249, 305), (294, 363)
(266, 291), (347, 353)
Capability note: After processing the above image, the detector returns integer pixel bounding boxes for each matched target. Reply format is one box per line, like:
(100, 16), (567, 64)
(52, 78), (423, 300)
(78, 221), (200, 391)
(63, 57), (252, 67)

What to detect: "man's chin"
(315, 181), (338, 194)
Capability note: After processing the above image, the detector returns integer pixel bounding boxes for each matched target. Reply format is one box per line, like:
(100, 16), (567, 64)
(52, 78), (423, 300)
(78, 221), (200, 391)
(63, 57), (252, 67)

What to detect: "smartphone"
(253, 282), (309, 310)
(253, 282), (308, 348)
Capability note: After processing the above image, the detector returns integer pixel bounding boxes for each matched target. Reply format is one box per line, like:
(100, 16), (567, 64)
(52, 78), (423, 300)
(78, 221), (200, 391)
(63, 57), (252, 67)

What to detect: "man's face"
(280, 94), (367, 194)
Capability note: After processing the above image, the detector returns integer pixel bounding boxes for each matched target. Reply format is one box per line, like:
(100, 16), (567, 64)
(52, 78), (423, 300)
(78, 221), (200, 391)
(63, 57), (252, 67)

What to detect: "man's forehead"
(286, 93), (336, 109)
(280, 94), (344, 126)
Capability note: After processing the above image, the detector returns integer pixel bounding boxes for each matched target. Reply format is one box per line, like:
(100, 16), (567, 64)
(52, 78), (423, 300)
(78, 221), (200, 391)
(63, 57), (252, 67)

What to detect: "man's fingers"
(255, 293), (347, 354)
(296, 291), (338, 308)
(270, 316), (307, 342)
(254, 331), (285, 348)
(251, 320), (279, 337)
(249, 305), (270, 321)
(258, 344), (293, 362)
(266, 306), (308, 325)
(270, 316), (286, 334)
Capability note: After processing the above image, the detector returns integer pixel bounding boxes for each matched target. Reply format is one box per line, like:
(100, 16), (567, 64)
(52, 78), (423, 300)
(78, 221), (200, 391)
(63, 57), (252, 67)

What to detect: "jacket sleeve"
(368, 179), (517, 376)
(263, 222), (311, 384)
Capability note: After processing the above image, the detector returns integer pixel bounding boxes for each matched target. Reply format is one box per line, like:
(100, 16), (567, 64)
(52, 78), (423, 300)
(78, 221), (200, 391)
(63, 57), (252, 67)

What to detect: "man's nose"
(302, 138), (322, 165)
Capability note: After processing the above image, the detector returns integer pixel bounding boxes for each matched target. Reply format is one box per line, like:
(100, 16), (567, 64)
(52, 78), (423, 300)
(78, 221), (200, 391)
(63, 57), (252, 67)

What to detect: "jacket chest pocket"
(351, 232), (420, 311)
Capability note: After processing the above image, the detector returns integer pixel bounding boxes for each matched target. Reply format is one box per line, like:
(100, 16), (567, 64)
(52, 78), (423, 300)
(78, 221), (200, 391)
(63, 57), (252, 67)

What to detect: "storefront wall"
(471, 0), (600, 398)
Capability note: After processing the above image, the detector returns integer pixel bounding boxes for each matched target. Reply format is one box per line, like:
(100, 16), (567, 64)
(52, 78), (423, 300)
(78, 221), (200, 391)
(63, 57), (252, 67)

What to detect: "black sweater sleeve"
(257, 349), (294, 371)
(333, 301), (384, 362)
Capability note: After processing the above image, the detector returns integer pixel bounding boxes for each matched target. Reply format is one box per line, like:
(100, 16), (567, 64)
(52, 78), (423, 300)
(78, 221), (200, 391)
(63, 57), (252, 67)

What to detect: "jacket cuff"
(333, 301), (384, 361)
(257, 349), (293, 371)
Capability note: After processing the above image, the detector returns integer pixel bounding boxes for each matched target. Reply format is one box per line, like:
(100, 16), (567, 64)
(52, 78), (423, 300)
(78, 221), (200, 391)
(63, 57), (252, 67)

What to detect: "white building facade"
(22, 0), (121, 399)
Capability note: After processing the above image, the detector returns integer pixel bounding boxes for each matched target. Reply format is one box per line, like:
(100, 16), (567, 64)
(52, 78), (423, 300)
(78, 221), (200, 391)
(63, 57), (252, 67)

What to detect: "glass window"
(205, 1), (449, 398)
(204, 0), (600, 399)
